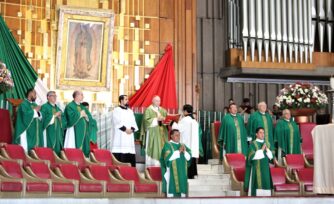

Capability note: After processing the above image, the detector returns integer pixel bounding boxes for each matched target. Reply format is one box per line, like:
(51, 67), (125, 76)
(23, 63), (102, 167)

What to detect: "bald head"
(257, 102), (267, 113)
(73, 90), (83, 102)
(282, 109), (291, 120)
(152, 95), (161, 107)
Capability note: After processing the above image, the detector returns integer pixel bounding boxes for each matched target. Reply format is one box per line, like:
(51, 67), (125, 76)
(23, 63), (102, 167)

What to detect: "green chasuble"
(160, 141), (191, 197)
(64, 101), (93, 157)
(40, 102), (66, 155)
(14, 99), (43, 151)
(140, 105), (168, 162)
(274, 119), (301, 156)
(244, 140), (273, 196)
(218, 113), (248, 158)
(248, 111), (275, 154)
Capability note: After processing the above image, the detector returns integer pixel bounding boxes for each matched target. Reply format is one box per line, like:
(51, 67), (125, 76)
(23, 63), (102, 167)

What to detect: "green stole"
(14, 99), (43, 151)
(218, 113), (248, 159)
(140, 105), (168, 160)
(160, 141), (191, 196)
(40, 102), (66, 155)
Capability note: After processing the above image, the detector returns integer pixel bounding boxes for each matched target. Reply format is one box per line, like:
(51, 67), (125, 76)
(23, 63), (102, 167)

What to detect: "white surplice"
(177, 116), (200, 158)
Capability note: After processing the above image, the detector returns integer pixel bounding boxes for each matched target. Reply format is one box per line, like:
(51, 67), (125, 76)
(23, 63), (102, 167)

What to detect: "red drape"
(129, 44), (178, 110)
(0, 109), (12, 144)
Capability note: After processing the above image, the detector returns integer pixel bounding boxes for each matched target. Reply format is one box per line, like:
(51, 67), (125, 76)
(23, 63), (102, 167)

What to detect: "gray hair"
(47, 91), (56, 97)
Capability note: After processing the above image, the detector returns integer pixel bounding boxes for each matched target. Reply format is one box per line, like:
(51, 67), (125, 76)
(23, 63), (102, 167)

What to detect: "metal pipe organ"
(228, 0), (334, 65)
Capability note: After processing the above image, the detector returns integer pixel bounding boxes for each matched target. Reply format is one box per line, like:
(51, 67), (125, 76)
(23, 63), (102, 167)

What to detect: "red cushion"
(213, 122), (221, 140)
(117, 166), (140, 182)
(32, 147), (56, 165)
(88, 165), (110, 182)
(0, 182), (23, 192)
(305, 185), (313, 192)
(52, 183), (75, 193)
(63, 148), (86, 167)
(147, 167), (162, 181)
(26, 182), (49, 192)
(304, 154), (313, 161)
(270, 168), (286, 185)
(0, 161), (23, 179)
(296, 168), (313, 185)
(92, 149), (113, 166)
(134, 183), (158, 193)
(4, 144), (27, 163)
(226, 154), (246, 169)
(79, 183), (103, 192)
(285, 154), (305, 170)
(299, 123), (315, 158)
(274, 183), (300, 191)
(107, 183), (130, 192)
(57, 164), (81, 180)
(26, 162), (51, 179)
(233, 168), (245, 182)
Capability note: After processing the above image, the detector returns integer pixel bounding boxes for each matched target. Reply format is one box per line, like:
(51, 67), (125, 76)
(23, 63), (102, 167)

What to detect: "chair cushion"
(296, 168), (313, 185)
(88, 165), (110, 182)
(117, 166), (140, 182)
(33, 147), (56, 165)
(270, 168), (286, 185)
(147, 167), (162, 181)
(26, 182), (49, 192)
(52, 183), (75, 193)
(233, 168), (245, 182)
(0, 182), (23, 192)
(0, 161), (23, 179)
(305, 185), (313, 192)
(274, 183), (300, 192)
(304, 154), (313, 161)
(226, 154), (246, 169)
(106, 183), (130, 192)
(285, 154), (305, 170)
(57, 164), (81, 180)
(79, 183), (103, 192)
(92, 149), (113, 166)
(134, 183), (158, 193)
(63, 148), (86, 167)
(4, 144), (27, 163)
(26, 162), (51, 179)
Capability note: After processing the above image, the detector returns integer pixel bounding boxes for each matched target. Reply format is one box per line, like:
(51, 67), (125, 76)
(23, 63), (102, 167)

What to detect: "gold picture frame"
(56, 6), (114, 91)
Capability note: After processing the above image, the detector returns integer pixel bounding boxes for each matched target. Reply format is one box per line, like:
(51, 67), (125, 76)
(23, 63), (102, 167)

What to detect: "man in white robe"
(111, 95), (138, 167)
(173, 104), (199, 179)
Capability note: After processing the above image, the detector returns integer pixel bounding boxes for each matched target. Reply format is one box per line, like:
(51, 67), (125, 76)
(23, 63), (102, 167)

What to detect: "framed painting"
(56, 6), (114, 91)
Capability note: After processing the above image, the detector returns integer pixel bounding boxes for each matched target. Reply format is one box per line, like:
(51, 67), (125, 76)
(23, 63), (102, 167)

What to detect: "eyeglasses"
(49, 95), (57, 97)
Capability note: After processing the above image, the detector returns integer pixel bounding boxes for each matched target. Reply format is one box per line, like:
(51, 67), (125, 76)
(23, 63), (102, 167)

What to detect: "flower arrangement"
(275, 82), (328, 110)
(0, 62), (14, 94)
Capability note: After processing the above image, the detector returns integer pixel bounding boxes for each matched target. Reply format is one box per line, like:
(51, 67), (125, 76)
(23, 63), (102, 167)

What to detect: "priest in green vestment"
(40, 91), (66, 155)
(64, 91), (93, 157)
(274, 109), (301, 162)
(14, 88), (43, 152)
(140, 95), (168, 167)
(160, 129), (191, 197)
(218, 103), (248, 159)
(244, 127), (273, 196)
(248, 102), (275, 155)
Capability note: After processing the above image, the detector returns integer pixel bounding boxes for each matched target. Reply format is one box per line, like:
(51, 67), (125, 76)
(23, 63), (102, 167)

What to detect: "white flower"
(298, 98), (303, 102)
(304, 98), (310, 103)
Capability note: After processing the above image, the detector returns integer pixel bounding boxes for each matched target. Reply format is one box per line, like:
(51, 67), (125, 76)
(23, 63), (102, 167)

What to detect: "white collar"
(230, 113), (237, 117)
(284, 119), (290, 122)
(170, 140), (180, 145)
(259, 111), (266, 115)
(256, 139), (264, 143)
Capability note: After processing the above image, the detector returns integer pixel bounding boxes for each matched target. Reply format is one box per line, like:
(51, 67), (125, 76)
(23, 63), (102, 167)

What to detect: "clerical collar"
(256, 139), (264, 143)
(230, 113), (237, 117)
(48, 102), (56, 107)
(259, 111), (266, 115)
(170, 140), (180, 145)
(120, 105), (127, 110)
(74, 101), (80, 105)
(284, 119), (290, 122)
